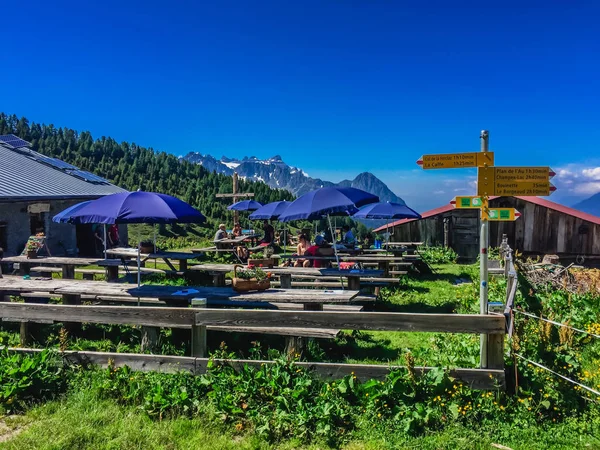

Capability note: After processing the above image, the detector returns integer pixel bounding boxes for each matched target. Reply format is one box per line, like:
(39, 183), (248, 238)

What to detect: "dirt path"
(0, 416), (28, 444)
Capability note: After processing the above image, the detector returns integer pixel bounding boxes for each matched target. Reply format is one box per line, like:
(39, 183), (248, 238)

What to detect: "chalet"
(0, 134), (126, 256)
(374, 196), (600, 262)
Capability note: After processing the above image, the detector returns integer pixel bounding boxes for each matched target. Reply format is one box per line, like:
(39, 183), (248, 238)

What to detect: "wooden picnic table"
(1, 256), (126, 281)
(189, 263), (385, 289)
(0, 276), (358, 310)
(106, 247), (199, 271)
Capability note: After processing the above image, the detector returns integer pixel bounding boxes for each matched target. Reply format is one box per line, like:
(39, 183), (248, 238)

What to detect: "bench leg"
(141, 327), (160, 353)
(106, 266), (119, 282)
(20, 322), (31, 346)
(179, 260), (188, 271)
(280, 274), (292, 289)
(347, 276), (361, 290)
(213, 273), (226, 287)
(19, 262), (31, 276)
(62, 265), (75, 279)
(82, 273), (95, 280)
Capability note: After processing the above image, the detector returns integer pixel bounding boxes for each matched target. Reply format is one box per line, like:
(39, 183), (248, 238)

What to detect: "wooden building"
(374, 196), (600, 262)
(0, 134), (126, 257)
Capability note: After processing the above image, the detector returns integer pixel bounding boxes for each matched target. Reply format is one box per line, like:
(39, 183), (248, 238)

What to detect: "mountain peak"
(183, 153), (403, 204)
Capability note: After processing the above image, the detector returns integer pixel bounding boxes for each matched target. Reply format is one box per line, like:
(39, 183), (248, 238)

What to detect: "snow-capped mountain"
(183, 153), (404, 204)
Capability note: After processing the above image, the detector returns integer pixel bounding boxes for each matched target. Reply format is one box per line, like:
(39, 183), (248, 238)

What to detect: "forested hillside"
(0, 113), (294, 226)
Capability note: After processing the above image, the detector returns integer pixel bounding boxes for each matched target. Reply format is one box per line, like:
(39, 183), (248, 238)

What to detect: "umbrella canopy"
(249, 201), (290, 220)
(352, 202), (421, 220)
(52, 201), (93, 223)
(227, 200), (263, 211)
(278, 187), (379, 222)
(66, 191), (207, 224)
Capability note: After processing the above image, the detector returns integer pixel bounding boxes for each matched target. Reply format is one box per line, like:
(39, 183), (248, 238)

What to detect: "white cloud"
(582, 167), (600, 180)
(433, 190), (445, 195)
(454, 188), (469, 192)
(572, 181), (600, 195)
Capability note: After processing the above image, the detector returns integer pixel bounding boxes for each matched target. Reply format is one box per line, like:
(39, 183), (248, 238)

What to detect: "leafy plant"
(419, 246), (458, 264)
(236, 266), (270, 281)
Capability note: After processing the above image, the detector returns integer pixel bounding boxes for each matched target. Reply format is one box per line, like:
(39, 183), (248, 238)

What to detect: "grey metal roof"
(0, 144), (126, 200)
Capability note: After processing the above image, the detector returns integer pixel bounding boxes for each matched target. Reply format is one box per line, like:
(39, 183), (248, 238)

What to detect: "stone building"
(0, 134), (126, 256)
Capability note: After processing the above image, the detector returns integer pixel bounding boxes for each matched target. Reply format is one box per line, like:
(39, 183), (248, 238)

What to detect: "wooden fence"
(0, 302), (506, 390)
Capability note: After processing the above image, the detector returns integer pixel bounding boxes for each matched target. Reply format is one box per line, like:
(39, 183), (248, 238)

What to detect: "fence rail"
(1, 302), (506, 389)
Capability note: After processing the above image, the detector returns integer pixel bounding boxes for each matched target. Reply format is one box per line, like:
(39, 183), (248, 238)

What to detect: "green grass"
(318, 264), (481, 366)
(2, 389), (599, 450)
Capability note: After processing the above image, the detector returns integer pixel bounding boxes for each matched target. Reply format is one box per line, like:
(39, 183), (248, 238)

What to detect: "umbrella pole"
(153, 224), (156, 253)
(327, 215), (344, 290)
(103, 225), (107, 259)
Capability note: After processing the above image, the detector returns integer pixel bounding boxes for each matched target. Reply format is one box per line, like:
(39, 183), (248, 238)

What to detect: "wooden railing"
(499, 234), (518, 336)
(0, 302), (506, 390)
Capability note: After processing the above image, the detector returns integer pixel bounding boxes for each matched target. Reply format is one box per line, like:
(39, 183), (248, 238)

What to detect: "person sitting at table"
(303, 235), (332, 268)
(334, 225), (355, 250)
(232, 222), (243, 237)
(260, 220), (275, 245)
(293, 234), (309, 267)
(214, 223), (229, 250)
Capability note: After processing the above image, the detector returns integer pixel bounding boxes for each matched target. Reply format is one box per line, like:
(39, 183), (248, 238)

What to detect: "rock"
(542, 254), (560, 265)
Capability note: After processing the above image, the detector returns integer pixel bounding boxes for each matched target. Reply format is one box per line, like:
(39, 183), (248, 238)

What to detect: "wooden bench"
(29, 266), (172, 280)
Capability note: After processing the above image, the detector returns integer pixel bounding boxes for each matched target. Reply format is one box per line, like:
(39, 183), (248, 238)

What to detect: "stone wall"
(0, 199), (128, 256)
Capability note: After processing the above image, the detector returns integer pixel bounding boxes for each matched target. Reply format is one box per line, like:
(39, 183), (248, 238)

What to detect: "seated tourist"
(232, 223), (243, 237)
(214, 224), (229, 250)
(293, 234), (309, 267)
(334, 225), (355, 250)
(303, 235), (332, 268)
(260, 220), (275, 245)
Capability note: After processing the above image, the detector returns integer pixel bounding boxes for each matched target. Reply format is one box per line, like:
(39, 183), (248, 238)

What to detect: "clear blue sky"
(2, 0), (599, 211)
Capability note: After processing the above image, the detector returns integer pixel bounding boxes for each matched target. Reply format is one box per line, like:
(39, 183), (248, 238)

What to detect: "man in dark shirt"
(260, 220), (275, 244)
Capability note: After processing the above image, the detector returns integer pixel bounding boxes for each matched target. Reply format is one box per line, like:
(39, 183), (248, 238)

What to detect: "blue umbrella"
(352, 202), (421, 220)
(66, 191), (206, 225)
(249, 201), (290, 220)
(353, 202), (421, 251)
(227, 200), (263, 211)
(278, 187), (379, 222)
(66, 191), (206, 289)
(278, 187), (379, 280)
(52, 201), (93, 223)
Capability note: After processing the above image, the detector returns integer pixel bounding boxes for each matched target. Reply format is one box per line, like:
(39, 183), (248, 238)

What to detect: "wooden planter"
(248, 258), (275, 268)
(232, 265), (271, 292)
(26, 250), (37, 259)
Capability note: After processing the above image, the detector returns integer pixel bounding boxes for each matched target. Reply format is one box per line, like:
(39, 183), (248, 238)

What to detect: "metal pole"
(103, 225), (107, 258)
(479, 130), (490, 368)
(327, 214), (344, 290)
(233, 172), (239, 226)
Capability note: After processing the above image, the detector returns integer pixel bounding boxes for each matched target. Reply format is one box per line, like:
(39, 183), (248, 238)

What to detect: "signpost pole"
(479, 130), (489, 368)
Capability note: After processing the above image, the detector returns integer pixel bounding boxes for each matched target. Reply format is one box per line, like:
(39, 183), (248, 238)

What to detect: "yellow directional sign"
(477, 166), (557, 196)
(451, 196), (484, 209)
(481, 208), (521, 221)
(417, 152), (494, 169)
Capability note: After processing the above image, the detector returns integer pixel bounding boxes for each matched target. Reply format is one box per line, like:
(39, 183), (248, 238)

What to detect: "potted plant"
(232, 264), (272, 292)
(26, 240), (42, 259)
(248, 248), (275, 268)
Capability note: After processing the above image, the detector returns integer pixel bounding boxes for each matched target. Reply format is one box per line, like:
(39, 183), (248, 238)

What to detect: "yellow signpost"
(477, 166), (556, 196)
(416, 131), (554, 369)
(450, 196), (484, 208)
(416, 151), (494, 169)
(481, 208), (521, 221)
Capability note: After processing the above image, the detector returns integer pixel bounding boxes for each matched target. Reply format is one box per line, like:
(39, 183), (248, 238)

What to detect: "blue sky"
(2, 0), (600, 211)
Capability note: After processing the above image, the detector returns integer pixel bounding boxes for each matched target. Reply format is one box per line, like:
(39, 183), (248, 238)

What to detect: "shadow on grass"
(318, 330), (403, 363)
(368, 301), (459, 314)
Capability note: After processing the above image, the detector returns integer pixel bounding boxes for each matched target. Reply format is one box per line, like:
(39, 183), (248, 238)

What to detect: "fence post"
(191, 298), (207, 357)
